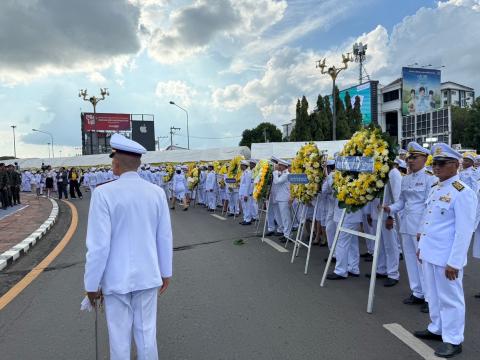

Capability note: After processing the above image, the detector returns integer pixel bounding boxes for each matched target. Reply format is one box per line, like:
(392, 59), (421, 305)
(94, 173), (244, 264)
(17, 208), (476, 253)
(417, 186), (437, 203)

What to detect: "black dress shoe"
(403, 294), (425, 305)
(420, 302), (429, 313)
(384, 278), (399, 287)
(326, 273), (347, 280)
(434, 343), (462, 358)
(228, 213), (235, 217)
(399, 253), (404, 261)
(324, 257), (336, 263)
(265, 231), (275, 236)
(413, 329), (443, 341)
(183, 207), (188, 211)
(348, 272), (359, 277)
(279, 236), (287, 243)
(365, 273), (388, 279)
(242, 221), (252, 225)
(474, 292), (480, 299)
(363, 253), (373, 261)
(274, 232), (283, 236)
(360, 252), (370, 258)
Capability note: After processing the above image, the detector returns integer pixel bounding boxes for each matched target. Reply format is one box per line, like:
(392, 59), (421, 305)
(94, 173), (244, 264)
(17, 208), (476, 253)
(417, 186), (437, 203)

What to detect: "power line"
(175, 134), (241, 140)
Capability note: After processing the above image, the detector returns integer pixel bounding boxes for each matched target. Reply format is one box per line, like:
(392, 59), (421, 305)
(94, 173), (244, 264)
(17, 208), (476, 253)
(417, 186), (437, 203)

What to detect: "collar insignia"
(452, 181), (464, 191)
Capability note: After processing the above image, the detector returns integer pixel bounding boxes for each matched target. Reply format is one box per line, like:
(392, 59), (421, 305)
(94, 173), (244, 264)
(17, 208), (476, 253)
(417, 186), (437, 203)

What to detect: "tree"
(239, 122), (283, 148)
(323, 95), (333, 140)
(290, 96), (311, 141)
(334, 86), (350, 139)
(451, 97), (480, 151)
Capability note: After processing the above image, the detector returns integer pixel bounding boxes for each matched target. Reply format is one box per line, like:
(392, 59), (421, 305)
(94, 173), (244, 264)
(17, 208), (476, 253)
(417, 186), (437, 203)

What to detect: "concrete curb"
(0, 198), (59, 271)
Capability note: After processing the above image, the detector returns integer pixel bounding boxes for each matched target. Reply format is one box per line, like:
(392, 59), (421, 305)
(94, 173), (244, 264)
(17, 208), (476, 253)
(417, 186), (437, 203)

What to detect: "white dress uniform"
(389, 142), (437, 300)
(322, 170), (337, 249)
(377, 167), (402, 280)
(205, 168), (217, 210)
(272, 159), (292, 237)
(172, 170), (187, 200)
(418, 144), (476, 348)
(239, 162), (253, 223)
(84, 134), (173, 360)
(248, 161), (259, 220)
(198, 169), (206, 205)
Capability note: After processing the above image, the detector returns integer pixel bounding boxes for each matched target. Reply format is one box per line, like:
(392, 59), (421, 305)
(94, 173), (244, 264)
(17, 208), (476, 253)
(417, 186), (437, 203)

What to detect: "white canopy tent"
(4, 146), (251, 169)
(251, 140), (348, 160)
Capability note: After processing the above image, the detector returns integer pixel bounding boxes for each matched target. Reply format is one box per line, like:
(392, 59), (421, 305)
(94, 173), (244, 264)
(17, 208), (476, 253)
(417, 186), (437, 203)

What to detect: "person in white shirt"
(272, 158), (292, 242)
(413, 143), (476, 358)
(205, 164), (217, 211)
(239, 160), (253, 225)
(84, 133), (173, 360)
(248, 160), (259, 221)
(171, 166), (188, 211)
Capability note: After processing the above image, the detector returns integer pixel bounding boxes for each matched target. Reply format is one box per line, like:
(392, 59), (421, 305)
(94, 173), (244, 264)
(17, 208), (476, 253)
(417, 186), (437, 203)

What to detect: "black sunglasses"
(432, 160), (456, 167)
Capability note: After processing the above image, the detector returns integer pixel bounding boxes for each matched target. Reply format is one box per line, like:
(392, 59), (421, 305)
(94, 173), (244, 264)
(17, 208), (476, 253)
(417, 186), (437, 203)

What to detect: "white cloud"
(155, 80), (197, 107)
(88, 72), (107, 84)
(212, 0), (480, 126)
(146, 0), (286, 64)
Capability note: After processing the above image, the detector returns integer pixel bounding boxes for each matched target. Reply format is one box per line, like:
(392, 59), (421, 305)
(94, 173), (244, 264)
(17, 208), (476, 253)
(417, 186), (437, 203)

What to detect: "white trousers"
(89, 185), (96, 193)
(241, 196), (253, 222)
(267, 202), (280, 232)
(277, 201), (292, 237)
(104, 288), (159, 360)
(363, 218), (375, 255)
(207, 190), (216, 210)
(402, 234), (425, 299)
(228, 192), (240, 214)
(473, 225), (480, 259)
(423, 261), (465, 345)
(250, 198), (258, 220)
(334, 222), (360, 277)
(325, 218), (337, 250)
(377, 222), (400, 280)
(197, 187), (205, 204)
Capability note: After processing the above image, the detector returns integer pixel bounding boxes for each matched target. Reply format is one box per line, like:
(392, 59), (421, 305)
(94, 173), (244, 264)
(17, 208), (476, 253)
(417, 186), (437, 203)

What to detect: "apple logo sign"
(139, 123), (147, 133)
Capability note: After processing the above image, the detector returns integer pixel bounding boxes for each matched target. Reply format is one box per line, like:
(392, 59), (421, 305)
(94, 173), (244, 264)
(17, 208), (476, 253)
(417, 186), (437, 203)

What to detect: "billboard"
(402, 67), (441, 115)
(82, 113), (131, 131)
(328, 81), (376, 125)
(132, 121), (155, 151)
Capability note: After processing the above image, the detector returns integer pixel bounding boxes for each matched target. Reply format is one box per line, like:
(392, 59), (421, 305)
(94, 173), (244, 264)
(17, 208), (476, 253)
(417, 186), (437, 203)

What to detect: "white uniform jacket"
(273, 170), (290, 202)
(389, 167), (437, 235)
(84, 171), (173, 294)
(239, 169), (252, 197)
(418, 175), (476, 269)
(205, 171), (216, 191)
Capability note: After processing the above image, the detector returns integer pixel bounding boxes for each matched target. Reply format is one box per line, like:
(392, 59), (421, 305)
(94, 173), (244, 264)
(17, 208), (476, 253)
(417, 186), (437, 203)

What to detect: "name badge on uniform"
(415, 182), (424, 187)
(439, 194), (451, 203)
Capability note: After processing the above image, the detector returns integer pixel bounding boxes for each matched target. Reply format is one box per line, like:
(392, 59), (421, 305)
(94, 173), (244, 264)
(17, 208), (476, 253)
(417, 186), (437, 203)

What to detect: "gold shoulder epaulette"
(452, 181), (464, 191)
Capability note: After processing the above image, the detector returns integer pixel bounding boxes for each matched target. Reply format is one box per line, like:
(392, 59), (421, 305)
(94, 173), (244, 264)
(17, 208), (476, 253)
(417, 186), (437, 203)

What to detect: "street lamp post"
(316, 53), (352, 140)
(11, 125), (17, 158)
(32, 129), (54, 158)
(169, 101), (190, 150)
(79, 88), (109, 154)
(47, 142), (51, 158)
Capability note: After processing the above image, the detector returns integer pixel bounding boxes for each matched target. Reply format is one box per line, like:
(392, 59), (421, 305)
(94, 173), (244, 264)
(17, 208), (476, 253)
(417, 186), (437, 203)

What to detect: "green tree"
(290, 96), (311, 141)
(239, 122), (283, 148)
(334, 86), (350, 139)
(323, 95), (333, 140)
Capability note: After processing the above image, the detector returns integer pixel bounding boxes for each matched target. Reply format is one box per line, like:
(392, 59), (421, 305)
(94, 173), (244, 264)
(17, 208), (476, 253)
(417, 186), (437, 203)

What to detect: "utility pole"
(169, 127), (181, 150)
(47, 143), (51, 158)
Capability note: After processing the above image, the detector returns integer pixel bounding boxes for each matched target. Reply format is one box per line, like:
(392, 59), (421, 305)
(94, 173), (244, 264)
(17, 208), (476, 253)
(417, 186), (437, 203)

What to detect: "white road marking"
(383, 323), (438, 360)
(0, 205), (29, 221)
(263, 238), (289, 253)
(211, 214), (226, 221)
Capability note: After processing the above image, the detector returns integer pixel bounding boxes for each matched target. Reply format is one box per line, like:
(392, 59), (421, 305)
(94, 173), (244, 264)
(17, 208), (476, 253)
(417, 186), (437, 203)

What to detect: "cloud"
(155, 80), (198, 107)
(88, 72), (107, 84)
(146, 0), (286, 64)
(0, 0), (141, 84)
(212, 0), (480, 126)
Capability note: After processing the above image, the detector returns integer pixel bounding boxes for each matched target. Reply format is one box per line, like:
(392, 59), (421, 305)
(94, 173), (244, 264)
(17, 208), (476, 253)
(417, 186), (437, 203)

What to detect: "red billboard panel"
(82, 113), (131, 131)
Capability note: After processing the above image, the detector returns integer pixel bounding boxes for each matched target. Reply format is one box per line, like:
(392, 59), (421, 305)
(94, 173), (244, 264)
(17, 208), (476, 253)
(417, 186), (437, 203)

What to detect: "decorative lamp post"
(316, 53), (352, 140)
(79, 88), (109, 154)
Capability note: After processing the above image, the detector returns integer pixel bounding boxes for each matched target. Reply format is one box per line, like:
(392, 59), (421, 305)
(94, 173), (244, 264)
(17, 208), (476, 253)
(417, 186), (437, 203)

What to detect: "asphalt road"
(1, 193), (480, 359)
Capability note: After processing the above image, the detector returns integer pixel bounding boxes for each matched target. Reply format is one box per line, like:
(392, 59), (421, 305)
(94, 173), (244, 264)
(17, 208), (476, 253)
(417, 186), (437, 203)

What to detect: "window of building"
(443, 91), (448, 98)
(382, 89), (399, 103)
(451, 90), (457, 95)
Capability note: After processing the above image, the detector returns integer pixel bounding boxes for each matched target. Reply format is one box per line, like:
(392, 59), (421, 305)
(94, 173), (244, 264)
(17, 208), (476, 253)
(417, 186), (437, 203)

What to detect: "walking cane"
(95, 304), (99, 360)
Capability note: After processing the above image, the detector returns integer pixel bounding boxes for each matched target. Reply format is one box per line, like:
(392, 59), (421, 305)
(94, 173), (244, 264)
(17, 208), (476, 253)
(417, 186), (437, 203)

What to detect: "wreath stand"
(288, 195), (321, 274)
(259, 182), (273, 241)
(320, 155), (388, 314)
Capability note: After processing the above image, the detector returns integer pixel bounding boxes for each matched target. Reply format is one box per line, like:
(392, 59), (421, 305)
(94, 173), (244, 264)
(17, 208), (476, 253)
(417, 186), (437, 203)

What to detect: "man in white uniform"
(248, 160), (259, 221)
(413, 143), (475, 358)
(385, 142), (436, 312)
(239, 160), (253, 225)
(272, 158), (291, 242)
(84, 134), (173, 360)
(205, 164), (217, 212)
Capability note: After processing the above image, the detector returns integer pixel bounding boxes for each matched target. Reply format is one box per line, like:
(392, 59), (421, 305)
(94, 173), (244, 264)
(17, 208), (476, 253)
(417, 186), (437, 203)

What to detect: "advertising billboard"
(132, 121), (155, 151)
(402, 67), (441, 115)
(327, 81), (376, 125)
(82, 113), (131, 132)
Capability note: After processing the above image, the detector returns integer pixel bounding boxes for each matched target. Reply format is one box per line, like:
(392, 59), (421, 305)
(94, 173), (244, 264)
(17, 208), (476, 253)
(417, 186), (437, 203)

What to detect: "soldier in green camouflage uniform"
(7, 164), (21, 205)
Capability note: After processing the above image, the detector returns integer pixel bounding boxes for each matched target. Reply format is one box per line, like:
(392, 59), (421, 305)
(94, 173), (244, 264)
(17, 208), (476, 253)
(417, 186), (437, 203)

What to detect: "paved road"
(1, 193), (480, 359)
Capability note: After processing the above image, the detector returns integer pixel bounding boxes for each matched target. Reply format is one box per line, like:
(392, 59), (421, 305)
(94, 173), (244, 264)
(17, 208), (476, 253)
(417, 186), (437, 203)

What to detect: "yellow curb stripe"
(0, 200), (78, 311)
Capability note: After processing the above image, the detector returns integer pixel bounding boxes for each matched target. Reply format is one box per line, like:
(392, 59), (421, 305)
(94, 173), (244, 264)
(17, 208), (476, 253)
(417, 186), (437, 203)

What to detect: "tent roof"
(251, 141), (348, 160)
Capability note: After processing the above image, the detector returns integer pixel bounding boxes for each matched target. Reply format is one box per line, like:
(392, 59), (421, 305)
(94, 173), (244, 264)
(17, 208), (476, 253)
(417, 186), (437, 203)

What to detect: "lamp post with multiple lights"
(316, 53), (352, 140)
(353, 42), (368, 84)
(11, 125), (17, 158)
(169, 101), (190, 150)
(32, 129), (54, 158)
(79, 88), (109, 154)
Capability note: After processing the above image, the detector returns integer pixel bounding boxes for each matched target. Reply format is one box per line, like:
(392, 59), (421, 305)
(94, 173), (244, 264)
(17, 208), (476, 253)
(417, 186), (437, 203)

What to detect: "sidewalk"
(0, 194), (53, 253)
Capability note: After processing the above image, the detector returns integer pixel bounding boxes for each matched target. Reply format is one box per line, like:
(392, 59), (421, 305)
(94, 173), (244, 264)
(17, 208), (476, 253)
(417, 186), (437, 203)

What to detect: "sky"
(1, 0), (479, 159)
